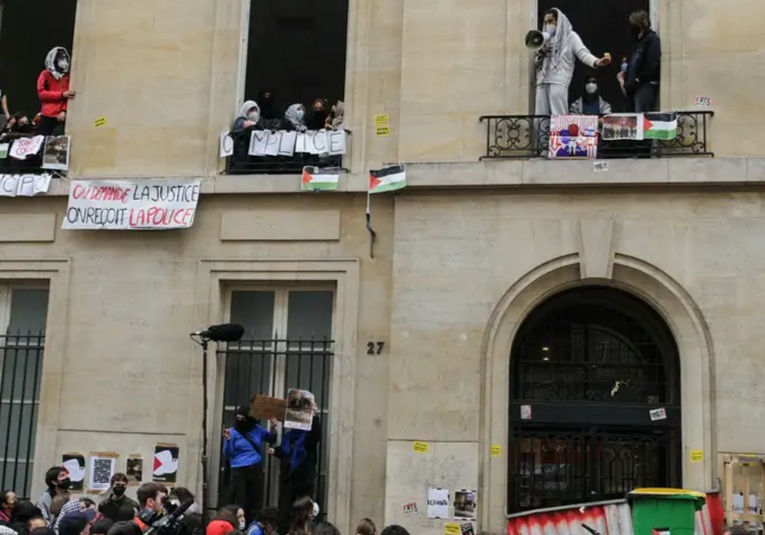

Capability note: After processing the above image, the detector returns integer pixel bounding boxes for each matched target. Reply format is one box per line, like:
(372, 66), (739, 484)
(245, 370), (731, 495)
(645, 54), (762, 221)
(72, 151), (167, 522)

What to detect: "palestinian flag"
(653, 529), (671, 535)
(643, 112), (677, 140)
(301, 166), (340, 191)
(369, 164), (406, 194)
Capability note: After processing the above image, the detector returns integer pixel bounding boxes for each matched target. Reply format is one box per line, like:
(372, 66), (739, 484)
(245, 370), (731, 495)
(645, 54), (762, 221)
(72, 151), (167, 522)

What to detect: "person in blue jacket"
(223, 405), (279, 522)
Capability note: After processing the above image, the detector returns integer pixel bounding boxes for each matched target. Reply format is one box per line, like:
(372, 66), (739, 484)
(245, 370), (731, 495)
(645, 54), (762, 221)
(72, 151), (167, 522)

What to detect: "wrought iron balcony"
(225, 128), (348, 175)
(479, 111), (714, 160)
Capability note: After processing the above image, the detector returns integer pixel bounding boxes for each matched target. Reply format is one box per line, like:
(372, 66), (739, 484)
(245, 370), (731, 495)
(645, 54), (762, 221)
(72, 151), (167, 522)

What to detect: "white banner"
(62, 179), (201, 230)
(0, 174), (52, 197)
(245, 129), (346, 157)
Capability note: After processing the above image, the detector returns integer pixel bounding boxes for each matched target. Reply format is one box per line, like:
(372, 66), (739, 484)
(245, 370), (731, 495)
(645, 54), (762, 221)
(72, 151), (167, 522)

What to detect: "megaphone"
(524, 30), (550, 51)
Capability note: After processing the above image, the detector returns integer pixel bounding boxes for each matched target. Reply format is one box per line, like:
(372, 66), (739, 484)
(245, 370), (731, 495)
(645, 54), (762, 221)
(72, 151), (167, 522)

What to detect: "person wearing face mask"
(98, 475), (138, 523)
(283, 104), (307, 132)
(569, 75), (612, 115)
(257, 91), (283, 130)
(233, 101), (261, 132)
(534, 8), (611, 116)
(223, 406), (279, 524)
(36, 467), (71, 527)
(36, 47), (76, 136)
(618, 10), (661, 112)
(305, 99), (329, 131)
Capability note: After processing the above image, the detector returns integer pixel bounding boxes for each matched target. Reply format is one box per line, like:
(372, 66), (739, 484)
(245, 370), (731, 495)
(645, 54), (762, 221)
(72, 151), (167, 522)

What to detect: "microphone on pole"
(191, 324), (245, 342)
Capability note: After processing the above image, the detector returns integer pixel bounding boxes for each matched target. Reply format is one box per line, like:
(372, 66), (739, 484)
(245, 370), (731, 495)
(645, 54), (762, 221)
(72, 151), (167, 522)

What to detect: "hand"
(223, 427), (231, 440)
(309, 401), (318, 412)
(267, 448), (275, 455)
(57, 112), (66, 122)
(63, 90), (76, 99)
(595, 56), (611, 68)
(243, 120), (257, 128)
(269, 416), (279, 427)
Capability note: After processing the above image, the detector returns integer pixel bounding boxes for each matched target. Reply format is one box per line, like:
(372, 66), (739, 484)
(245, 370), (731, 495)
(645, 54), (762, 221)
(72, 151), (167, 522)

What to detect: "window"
(218, 287), (334, 512)
(0, 285), (49, 497)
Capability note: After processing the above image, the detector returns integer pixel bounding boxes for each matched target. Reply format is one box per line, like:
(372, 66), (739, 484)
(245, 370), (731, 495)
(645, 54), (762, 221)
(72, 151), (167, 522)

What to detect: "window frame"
(217, 283), (336, 507)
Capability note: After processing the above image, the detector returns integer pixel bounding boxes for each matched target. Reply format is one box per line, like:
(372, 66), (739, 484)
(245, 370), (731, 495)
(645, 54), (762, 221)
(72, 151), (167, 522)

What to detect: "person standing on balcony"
(36, 47), (76, 136)
(223, 406), (279, 523)
(618, 11), (660, 112)
(258, 91), (283, 130)
(284, 104), (307, 132)
(534, 8), (611, 116)
(306, 99), (330, 130)
(233, 101), (261, 132)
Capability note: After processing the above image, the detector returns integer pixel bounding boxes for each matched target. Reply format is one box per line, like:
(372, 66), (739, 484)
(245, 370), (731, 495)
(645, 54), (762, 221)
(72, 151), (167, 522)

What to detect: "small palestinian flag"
(643, 112), (677, 140)
(301, 166), (340, 191)
(653, 529), (670, 535)
(369, 164), (406, 194)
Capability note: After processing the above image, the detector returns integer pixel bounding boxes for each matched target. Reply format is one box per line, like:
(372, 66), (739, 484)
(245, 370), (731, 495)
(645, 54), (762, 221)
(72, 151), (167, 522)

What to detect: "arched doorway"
(508, 286), (682, 512)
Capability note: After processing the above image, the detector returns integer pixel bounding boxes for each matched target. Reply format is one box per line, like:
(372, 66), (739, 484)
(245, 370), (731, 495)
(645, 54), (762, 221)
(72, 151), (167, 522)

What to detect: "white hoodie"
(536, 9), (598, 87)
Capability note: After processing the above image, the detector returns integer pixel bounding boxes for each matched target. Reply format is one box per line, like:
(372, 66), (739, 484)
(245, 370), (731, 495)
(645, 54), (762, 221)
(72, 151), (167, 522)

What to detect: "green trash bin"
(628, 488), (706, 535)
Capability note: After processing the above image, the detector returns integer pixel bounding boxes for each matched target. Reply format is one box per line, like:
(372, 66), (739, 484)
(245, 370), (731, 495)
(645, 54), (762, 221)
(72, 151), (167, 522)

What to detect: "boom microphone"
(193, 324), (245, 342)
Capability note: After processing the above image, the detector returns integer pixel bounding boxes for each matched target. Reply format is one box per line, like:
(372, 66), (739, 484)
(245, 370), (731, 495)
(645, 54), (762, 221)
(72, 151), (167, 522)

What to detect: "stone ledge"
(33, 157), (765, 197)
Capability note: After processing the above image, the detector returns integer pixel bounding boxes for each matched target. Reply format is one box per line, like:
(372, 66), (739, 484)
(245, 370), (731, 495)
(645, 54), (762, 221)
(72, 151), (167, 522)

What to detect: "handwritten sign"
(62, 179), (201, 230)
(247, 129), (347, 157)
(0, 174), (52, 197)
(9, 136), (45, 160)
(94, 117), (107, 127)
(413, 441), (429, 453)
(690, 450), (704, 462)
(250, 395), (287, 421)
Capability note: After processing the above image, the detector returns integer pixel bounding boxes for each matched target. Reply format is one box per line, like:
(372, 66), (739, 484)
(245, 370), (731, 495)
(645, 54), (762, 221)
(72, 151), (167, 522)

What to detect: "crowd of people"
(0, 46), (75, 140)
(232, 92), (344, 134)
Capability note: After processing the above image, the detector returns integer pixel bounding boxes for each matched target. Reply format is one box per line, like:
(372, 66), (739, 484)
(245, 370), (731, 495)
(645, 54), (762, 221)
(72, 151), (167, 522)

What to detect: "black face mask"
(113, 486), (126, 497)
(59, 478), (72, 490)
(630, 24), (642, 36)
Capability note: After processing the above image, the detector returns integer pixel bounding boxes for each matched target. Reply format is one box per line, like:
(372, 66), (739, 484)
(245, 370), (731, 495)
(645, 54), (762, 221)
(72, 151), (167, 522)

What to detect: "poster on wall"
(62, 453), (86, 492)
(89, 452), (117, 492)
(153, 444), (179, 484)
(453, 490), (477, 520)
(126, 455), (144, 486)
(427, 488), (449, 519)
(61, 179), (201, 230)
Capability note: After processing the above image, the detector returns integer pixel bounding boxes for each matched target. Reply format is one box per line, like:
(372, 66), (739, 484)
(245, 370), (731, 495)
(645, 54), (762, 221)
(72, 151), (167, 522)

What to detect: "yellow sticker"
(491, 444), (501, 457)
(374, 114), (389, 125)
(94, 117), (107, 128)
(376, 125), (391, 136)
(690, 450), (704, 462)
(413, 441), (429, 453)
(444, 524), (460, 535)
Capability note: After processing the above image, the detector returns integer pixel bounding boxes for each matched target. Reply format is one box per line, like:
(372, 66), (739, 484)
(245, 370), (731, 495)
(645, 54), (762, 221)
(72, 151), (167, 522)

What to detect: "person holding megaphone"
(529, 8), (611, 116)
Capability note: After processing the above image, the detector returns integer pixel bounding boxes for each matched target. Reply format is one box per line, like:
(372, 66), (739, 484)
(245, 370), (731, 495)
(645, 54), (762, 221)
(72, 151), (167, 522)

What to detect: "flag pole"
(365, 189), (376, 259)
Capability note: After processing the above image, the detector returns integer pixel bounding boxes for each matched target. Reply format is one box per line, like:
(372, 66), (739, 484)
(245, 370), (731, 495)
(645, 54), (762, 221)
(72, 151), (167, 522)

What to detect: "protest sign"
(0, 174), (52, 197)
(285, 389), (315, 431)
(602, 114), (643, 140)
(548, 114), (598, 159)
(9, 136), (45, 160)
(42, 136), (71, 170)
(62, 179), (201, 230)
(250, 395), (287, 421)
(247, 129), (347, 157)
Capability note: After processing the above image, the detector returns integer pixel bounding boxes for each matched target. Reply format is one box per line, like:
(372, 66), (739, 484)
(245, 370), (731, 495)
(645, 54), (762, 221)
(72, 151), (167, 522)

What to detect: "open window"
(534, 0), (651, 114)
(226, 0), (350, 175)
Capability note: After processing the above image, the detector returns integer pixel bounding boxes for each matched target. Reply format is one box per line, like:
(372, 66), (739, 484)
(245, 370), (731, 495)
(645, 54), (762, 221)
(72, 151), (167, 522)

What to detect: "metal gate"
(217, 337), (332, 515)
(508, 287), (682, 512)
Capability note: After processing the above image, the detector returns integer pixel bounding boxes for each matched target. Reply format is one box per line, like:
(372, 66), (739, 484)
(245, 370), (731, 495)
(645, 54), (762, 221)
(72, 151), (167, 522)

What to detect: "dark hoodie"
(305, 99), (329, 131)
(258, 91), (282, 130)
(624, 29), (661, 98)
(36, 47), (71, 118)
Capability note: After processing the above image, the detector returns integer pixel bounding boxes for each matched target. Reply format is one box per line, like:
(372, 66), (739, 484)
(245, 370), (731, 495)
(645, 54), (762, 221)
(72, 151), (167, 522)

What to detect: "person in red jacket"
(36, 46), (76, 136)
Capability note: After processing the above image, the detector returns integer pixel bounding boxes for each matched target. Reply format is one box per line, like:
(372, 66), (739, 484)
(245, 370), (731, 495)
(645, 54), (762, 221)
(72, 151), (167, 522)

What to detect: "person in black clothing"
(98, 474), (138, 522)
(272, 409), (321, 534)
(618, 10), (660, 112)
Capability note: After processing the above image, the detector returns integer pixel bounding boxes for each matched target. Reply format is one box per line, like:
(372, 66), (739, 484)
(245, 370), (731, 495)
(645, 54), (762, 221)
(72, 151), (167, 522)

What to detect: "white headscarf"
(538, 8), (573, 79)
(239, 100), (259, 121)
(45, 47), (71, 80)
(284, 104), (307, 132)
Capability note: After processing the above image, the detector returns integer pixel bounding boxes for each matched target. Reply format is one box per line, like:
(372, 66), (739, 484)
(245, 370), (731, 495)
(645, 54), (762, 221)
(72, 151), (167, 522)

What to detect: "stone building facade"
(0, 0), (762, 535)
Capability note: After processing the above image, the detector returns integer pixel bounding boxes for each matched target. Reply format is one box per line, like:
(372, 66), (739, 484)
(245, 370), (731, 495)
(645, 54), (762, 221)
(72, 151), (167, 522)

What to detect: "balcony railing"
(479, 111), (714, 160)
(225, 128), (349, 175)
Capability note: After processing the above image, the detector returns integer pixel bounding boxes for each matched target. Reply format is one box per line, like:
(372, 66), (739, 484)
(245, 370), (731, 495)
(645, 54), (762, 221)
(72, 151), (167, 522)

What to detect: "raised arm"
(569, 33), (599, 68)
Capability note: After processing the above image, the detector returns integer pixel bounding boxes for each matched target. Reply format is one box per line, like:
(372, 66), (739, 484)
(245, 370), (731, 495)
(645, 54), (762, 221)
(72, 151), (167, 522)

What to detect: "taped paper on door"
(649, 408), (667, 421)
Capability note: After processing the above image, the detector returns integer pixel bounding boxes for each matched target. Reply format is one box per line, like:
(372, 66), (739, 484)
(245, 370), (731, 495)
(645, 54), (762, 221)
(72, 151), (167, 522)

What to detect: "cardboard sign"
(250, 395), (287, 421)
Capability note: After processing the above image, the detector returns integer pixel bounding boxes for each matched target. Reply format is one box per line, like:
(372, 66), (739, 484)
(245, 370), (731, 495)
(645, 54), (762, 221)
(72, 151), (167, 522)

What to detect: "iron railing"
(225, 129), (348, 175)
(217, 337), (333, 519)
(0, 332), (45, 498)
(479, 111), (714, 160)
(508, 426), (680, 512)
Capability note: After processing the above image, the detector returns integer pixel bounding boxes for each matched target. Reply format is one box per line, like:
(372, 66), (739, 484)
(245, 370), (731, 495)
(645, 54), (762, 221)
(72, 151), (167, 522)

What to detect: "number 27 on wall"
(367, 341), (385, 355)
